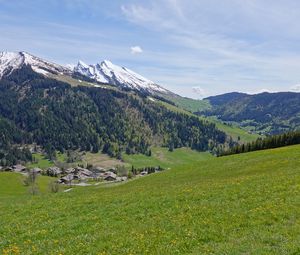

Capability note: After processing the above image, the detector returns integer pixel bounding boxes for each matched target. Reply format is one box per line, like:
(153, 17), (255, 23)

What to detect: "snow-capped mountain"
(74, 60), (170, 94)
(0, 51), (71, 78)
(0, 51), (171, 95)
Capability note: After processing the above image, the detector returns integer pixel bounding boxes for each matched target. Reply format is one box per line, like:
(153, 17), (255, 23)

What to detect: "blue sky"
(1, 0), (300, 98)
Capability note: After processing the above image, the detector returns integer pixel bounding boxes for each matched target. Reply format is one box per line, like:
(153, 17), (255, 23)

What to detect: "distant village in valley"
(0, 162), (164, 188)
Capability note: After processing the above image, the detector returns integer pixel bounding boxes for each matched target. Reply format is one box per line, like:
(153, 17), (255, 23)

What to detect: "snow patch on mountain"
(0, 52), (24, 77)
(0, 51), (172, 95)
(0, 51), (71, 78)
(74, 59), (169, 94)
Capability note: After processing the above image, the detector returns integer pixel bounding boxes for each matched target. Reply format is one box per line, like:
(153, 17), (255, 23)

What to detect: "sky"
(1, 0), (300, 98)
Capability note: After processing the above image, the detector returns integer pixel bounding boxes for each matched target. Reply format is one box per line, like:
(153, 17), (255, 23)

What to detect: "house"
(59, 174), (74, 184)
(47, 167), (62, 177)
(104, 172), (117, 181)
(12, 164), (26, 172)
(4, 166), (13, 171)
(93, 166), (106, 173)
(102, 171), (114, 177)
(108, 167), (117, 174)
(140, 171), (148, 176)
(65, 168), (76, 174)
(76, 167), (93, 177)
(73, 174), (85, 181)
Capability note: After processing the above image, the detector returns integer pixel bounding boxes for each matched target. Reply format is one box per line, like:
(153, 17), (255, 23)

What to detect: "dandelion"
(2, 244), (21, 255)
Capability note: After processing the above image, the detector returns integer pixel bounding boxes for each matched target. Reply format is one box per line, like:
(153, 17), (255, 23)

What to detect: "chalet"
(76, 167), (93, 177)
(104, 172), (117, 181)
(108, 167), (117, 174)
(12, 164), (26, 172)
(47, 167), (62, 177)
(73, 174), (85, 180)
(93, 166), (106, 173)
(65, 168), (76, 174)
(74, 173), (88, 181)
(102, 171), (114, 177)
(4, 166), (13, 171)
(59, 174), (74, 184)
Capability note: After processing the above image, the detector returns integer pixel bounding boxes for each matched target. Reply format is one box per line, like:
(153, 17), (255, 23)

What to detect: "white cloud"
(121, 1), (300, 97)
(290, 84), (300, 92)
(247, 88), (274, 94)
(130, 46), (143, 55)
(192, 86), (206, 98)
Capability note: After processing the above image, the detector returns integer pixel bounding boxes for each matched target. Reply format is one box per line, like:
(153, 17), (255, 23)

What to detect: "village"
(0, 163), (164, 186)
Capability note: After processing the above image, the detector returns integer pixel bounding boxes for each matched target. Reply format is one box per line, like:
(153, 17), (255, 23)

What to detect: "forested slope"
(203, 92), (300, 134)
(0, 66), (227, 164)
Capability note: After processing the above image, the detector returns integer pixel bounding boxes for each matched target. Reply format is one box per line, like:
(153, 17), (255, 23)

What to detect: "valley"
(0, 51), (300, 255)
(1, 145), (300, 254)
(2, 0), (300, 254)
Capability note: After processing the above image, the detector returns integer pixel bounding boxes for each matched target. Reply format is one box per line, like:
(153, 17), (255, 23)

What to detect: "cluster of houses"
(0, 164), (128, 184)
(0, 164), (42, 174)
(57, 166), (127, 184)
(0, 164), (164, 186)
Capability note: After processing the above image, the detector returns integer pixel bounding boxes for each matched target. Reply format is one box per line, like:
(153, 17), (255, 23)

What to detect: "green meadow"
(158, 100), (259, 144)
(26, 152), (67, 170)
(123, 147), (211, 169)
(1, 145), (300, 254)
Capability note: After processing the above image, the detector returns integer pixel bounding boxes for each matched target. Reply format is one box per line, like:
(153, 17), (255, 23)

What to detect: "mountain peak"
(74, 59), (170, 94)
(0, 51), (71, 77)
(0, 51), (24, 77)
(101, 59), (113, 66)
(0, 51), (172, 95)
(77, 60), (89, 68)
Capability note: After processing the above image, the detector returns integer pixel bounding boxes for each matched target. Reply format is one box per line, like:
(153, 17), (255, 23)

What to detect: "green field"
(123, 147), (212, 169)
(212, 119), (261, 143)
(0, 172), (56, 198)
(166, 96), (212, 113)
(26, 153), (54, 169)
(157, 99), (259, 143)
(26, 152), (67, 169)
(1, 145), (300, 254)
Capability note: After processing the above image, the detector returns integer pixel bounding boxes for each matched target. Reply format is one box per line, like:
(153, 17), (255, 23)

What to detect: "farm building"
(47, 167), (62, 177)
(104, 172), (117, 181)
(59, 174), (74, 184)
(12, 164), (26, 172)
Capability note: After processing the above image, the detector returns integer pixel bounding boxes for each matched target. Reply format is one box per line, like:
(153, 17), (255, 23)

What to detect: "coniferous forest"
(220, 130), (300, 156)
(0, 66), (227, 165)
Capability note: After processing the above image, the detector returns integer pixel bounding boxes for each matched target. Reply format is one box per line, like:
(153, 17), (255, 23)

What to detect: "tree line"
(219, 130), (300, 156)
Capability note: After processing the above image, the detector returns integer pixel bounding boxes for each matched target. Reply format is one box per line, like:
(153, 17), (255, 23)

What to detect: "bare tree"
(23, 169), (39, 195)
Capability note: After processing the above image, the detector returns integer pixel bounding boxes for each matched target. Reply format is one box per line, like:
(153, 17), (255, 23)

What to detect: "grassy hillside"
(123, 147), (212, 169)
(205, 92), (300, 135)
(0, 172), (55, 198)
(158, 99), (259, 143)
(208, 117), (261, 143)
(166, 96), (212, 113)
(1, 145), (300, 254)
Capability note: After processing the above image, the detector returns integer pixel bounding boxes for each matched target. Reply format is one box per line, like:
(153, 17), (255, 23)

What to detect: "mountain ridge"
(202, 91), (300, 134)
(0, 51), (173, 96)
(74, 59), (171, 95)
(0, 65), (228, 165)
(0, 51), (71, 77)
